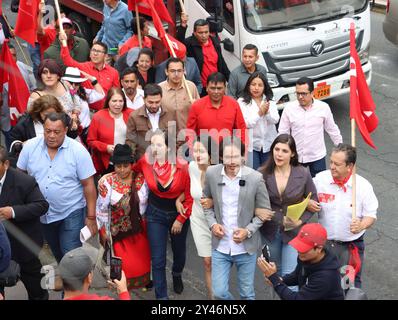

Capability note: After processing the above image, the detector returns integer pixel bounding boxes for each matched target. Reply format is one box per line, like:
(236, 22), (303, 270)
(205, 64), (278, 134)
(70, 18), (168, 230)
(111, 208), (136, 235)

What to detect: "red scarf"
(332, 173), (352, 192)
(153, 161), (173, 186)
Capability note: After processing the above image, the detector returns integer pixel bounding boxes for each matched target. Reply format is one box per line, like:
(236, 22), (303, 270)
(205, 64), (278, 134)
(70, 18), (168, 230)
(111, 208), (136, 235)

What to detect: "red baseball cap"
(288, 223), (327, 253)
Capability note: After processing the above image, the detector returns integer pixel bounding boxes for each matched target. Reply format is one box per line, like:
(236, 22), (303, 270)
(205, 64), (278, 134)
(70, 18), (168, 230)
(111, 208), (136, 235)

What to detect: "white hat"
(62, 67), (87, 83)
(61, 17), (73, 26)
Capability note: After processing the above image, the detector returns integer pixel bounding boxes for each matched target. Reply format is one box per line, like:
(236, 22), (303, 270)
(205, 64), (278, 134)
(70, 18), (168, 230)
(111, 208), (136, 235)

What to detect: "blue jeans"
(301, 156), (326, 178)
(264, 230), (298, 291)
(41, 207), (85, 262)
(212, 249), (257, 300)
(252, 150), (270, 170)
(146, 204), (190, 300)
(28, 42), (41, 80)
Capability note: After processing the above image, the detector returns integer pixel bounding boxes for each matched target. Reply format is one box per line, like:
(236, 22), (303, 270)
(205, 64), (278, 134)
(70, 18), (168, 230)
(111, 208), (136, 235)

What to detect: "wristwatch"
(246, 229), (253, 239)
(91, 78), (98, 86)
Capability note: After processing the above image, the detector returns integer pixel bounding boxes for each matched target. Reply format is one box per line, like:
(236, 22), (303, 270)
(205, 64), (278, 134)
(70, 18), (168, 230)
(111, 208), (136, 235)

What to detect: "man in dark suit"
(0, 146), (49, 300)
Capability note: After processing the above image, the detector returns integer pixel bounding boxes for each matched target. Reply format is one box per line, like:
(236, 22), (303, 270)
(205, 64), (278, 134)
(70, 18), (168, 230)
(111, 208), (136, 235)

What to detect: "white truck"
(184, 0), (372, 108)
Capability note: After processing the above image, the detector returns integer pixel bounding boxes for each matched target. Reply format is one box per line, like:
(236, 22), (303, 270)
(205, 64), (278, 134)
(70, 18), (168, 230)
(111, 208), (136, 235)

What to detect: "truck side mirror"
(223, 38), (234, 52)
(205, 0), (222, 13)
(206, 17), (224, 33)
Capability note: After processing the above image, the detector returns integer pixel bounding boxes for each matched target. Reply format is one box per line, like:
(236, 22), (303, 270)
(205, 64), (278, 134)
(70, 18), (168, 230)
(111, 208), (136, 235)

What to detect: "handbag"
(0, 260), (21, 287)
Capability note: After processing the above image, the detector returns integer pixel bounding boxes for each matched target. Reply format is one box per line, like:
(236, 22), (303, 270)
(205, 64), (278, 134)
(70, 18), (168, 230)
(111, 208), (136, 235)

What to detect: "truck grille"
(262, 30), (364, 85)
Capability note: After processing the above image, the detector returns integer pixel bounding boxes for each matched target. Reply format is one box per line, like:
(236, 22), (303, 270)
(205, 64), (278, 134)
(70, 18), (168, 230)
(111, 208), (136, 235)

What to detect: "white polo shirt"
(313, 170), (378, 242)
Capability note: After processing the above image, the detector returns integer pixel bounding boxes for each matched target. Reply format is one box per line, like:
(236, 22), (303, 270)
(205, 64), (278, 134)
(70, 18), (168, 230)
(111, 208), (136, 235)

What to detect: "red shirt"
(64, 291), (130, 300)
(61, 46), (120, 110)
(186, 95), (247, 145)
(132, 156), (193, 223)
(200, 40), (218, 87)
(37, 27), (56, 58)
(119, 35), (152, 56)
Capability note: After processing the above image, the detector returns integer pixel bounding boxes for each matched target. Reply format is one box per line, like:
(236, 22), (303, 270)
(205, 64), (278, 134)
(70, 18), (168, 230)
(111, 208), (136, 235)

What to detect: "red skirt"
(113, 219), (151, 289)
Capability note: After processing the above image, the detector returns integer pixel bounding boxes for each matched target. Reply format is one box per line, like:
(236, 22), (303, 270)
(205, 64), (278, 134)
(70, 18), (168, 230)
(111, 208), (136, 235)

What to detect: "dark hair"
(29, 95), (64, 122)
(8, 44), (15, 50)
(193, 134), (218, 164)
(92, 41), (108, 54)
(0, 146), (9, 163)
(131, 17), (147, 35)
(207, 72), (226, 86)
(62, 280), (85, 292)
(38, 59), (63, 79)
(120, 67), (139, 81)
(137, 47), (154, 62)
(144, 83), (162, 98)
(220, 136), (245, 158)
(166, 57), (185, 70)
(296, 77), (314, 92)
(259, 134), (299, 175)
(103, 87), (127, 111)
(194, 19), (209, 32)
(243, 44), (258, 55)
(332, 143), (357, 166)
(43, 112), (69, 128)
(241, 71), (273, 104)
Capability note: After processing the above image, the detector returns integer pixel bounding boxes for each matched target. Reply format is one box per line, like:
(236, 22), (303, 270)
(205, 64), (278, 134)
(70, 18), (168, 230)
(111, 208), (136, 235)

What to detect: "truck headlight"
(266, 73), (279, 88)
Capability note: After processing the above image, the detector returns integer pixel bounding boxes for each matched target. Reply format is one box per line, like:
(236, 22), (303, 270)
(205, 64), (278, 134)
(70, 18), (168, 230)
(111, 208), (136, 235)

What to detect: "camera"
(261, 244), (271, 263)
(110, 256), (122, 281)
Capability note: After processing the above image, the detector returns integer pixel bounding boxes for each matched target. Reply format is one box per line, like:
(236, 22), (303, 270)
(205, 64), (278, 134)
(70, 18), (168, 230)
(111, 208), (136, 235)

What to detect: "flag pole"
(135, 3), (143, 48)
(350, 22), (357, 221)
(164, 33), (193, 104)
(2, 15), (30, 65)
(54, 0), (67, 47)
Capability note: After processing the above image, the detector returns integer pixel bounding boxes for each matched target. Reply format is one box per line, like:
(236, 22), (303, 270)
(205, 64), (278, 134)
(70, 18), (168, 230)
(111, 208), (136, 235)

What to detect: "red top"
(61, 46), (120, 110)
(64, 291), (130, 300)
(119, 35), (152, 56)
(87, 108), (132, 174)
(132, 156), (193, 223)
(37, 27), (56, 58)
(200, 40), (219, 87)
(186, 95), (247, 145)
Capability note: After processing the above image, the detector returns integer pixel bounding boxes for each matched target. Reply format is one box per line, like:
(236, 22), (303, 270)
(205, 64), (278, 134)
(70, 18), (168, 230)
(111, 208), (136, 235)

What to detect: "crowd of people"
(0, 1), (378, 301)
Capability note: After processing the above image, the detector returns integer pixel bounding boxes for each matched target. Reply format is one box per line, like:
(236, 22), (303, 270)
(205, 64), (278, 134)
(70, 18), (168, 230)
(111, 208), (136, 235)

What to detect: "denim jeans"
(212, 249), (257, 300)
(301, 156), (327, 178)
(252, 150), (270, 170)
(27, 42), (41, 80)
(41, 207), (85, 262)
(146, 204), (190, 300)
(264, 230), (298, 291)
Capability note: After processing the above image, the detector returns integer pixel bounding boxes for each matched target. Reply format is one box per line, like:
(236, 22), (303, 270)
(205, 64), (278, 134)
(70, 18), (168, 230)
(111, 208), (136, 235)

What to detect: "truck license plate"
(313, 85), (331, 99)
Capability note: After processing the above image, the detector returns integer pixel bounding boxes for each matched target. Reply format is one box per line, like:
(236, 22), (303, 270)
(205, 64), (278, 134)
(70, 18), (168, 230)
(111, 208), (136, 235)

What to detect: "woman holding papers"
(258, 134), (318, 286)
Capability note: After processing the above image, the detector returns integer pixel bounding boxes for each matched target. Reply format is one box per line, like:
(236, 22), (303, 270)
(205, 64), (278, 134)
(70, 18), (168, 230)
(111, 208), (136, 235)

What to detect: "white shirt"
(216, 167), (247, 256)
(238, 97), (279, 153)
(113, 116), (127, 146)
(124, 88), (144, 111)
(33, 121), (44, 138)
(146, 108), (161, 131)
(313, 170), (378, 242)
(278, 99), (343, 163)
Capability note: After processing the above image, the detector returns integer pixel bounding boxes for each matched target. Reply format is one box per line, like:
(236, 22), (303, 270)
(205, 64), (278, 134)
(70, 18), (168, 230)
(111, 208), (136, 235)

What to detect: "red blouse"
(132, 155), (193, 224)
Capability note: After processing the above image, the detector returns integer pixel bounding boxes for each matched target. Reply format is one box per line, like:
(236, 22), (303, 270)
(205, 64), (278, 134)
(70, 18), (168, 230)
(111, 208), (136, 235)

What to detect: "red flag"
(0, 0), (3, 16)
(14, 0), (39, 46)
(0, 41), (30, 125)
(349, 23), (378, 149)
(128, 0), (174, 25)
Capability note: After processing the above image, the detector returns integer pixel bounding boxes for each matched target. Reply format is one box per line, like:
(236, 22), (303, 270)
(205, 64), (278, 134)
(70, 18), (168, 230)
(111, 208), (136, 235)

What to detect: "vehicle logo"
(310, 40), (325, 56)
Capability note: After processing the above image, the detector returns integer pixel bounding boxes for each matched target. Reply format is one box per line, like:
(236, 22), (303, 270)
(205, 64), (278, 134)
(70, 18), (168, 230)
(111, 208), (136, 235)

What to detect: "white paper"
(80, 226), (92, 243)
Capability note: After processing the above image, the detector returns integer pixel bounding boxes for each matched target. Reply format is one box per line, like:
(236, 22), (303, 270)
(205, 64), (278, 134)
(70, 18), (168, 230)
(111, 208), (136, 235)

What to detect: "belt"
(329, 235), (364, 245)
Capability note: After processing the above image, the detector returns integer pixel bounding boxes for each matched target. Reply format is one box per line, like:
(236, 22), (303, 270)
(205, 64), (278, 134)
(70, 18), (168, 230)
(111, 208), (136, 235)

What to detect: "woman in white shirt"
(238, 71), (280, 169)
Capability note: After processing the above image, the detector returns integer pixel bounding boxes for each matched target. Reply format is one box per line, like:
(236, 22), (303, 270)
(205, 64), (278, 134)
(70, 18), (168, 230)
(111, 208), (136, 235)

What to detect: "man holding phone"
(59, 246), (130, 300)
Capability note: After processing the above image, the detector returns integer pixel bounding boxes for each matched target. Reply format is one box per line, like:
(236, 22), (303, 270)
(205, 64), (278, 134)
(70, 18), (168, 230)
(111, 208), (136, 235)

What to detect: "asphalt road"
(2, 4), (398, 300)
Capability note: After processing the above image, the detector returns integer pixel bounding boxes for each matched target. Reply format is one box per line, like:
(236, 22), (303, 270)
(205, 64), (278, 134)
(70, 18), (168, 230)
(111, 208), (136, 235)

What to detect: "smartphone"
(262, 244), (271, 263)
(110, 256), (122, 281)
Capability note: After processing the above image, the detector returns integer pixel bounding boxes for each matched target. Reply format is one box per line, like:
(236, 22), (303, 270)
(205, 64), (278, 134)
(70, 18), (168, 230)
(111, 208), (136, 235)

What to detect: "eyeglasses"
(90, 48), (106, 54)
(295, 92), (311, 97)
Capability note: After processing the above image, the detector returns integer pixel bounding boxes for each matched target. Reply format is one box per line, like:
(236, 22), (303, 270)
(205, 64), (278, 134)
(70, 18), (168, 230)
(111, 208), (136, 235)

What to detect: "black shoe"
(173, 275), (184, 294)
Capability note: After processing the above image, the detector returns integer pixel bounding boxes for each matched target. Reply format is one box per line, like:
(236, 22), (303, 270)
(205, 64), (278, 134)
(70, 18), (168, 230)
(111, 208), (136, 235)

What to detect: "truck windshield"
(242, 0), (368, 32)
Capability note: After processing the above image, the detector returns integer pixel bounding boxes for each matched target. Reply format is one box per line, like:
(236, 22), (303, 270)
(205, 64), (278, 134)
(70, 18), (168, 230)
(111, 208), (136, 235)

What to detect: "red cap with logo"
(288, 223), (327, 253)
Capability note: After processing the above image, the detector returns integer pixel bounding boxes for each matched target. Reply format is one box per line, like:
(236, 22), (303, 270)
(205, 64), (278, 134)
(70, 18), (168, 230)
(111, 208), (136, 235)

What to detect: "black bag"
(0, 260), (21, 287)
(10, 0), (19, 13)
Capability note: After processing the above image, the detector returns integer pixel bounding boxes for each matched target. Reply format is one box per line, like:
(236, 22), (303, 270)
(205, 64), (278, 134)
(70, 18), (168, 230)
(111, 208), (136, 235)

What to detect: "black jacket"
(10, 113), (79, 144)
(181, 29), (230, 82)
(269, 249), (344, 300)
(0, 168), (49, 263)
(0, 222), (11, 273)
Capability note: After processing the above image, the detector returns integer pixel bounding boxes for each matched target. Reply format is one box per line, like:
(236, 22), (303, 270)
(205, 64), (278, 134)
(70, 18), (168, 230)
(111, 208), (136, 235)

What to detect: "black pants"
(0, 257), (48, 300)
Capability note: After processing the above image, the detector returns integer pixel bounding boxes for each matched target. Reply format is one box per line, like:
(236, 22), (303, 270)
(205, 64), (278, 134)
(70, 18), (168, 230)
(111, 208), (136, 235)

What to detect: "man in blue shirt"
(94, 0), (133, 57)
(17, 113), (97, 262)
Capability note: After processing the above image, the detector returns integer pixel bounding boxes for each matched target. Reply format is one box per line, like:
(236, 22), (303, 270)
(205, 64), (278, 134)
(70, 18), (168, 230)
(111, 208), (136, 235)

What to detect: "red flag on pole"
(14, 0), (39, 46)
(128, 0), (174, 25)
(349, 23), (378, 149)
(0, 41), (30, 125)
(0, 0), (3, 16)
